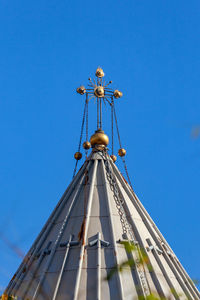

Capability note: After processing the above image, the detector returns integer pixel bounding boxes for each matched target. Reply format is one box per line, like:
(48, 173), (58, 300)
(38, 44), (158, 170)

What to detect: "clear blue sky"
(0, 0), (200, 292)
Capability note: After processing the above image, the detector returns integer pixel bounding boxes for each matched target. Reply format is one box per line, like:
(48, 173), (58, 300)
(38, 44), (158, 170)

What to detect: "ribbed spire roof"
(4, 149), (200, 300)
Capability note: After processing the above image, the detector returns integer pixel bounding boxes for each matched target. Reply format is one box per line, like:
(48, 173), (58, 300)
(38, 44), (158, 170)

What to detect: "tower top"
(73, 67), (127, 178)
(76, 67), (122, 132)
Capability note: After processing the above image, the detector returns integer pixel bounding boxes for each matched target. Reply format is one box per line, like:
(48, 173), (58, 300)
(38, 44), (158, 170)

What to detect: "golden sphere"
(83, 141), (91, 150)
(74, 152), (82, 160)
(118, 148), (126, 157)
(110, 155), (117, 162)
(114, 90), (123, 99)
(95, 67), (104, 78)
(94, 86), (104, 98)
(76, 86), (86, 95)
(90, 130), (109, 147)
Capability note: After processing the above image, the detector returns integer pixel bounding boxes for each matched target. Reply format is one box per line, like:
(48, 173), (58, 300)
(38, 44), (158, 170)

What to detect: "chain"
(113, 103), (134, 192)
(85, 95), (89, 159)
(73, 98), (87, 178)
(86, 95), (88, 141)
(103, 153), (135, 241)
(113, 104), (122, 148)
(111, 98), (114, 155)
(121, 157), (134, 192)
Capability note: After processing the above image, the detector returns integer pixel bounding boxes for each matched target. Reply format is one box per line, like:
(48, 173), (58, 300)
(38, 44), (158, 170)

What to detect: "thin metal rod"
(111, 98), (114, 155)
(78, 99), (87, 151)
(73, 98), (87, 177)
(121, 157), (134, 192)
(20, 242), (52, 299)
(73, 159), (98, 300)
(146, 239), (179, 299)
(101, 160), (124, 300)
(173, 258), (200, 297)
(163, 253), (198, 298)
(97, 232), (101, 300)
(86, 94), (88, 141)
(8, 163), (88, 295)
(52, 234), (73, 300)
(104, 89), (113, 92)
(30, 164), (89, 300)
(100, 98), (102, 129)
(113, 104), (122, 149)
(113, 103), (134, 190)
(97, 98), (99, 129)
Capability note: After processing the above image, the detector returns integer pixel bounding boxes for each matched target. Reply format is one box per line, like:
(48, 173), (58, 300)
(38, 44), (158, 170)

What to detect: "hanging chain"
(111, 98), (114, 155)
(103, 152), (135, 241)
(113, 104), (134, 192)
(86, 95), (88, 141)
(113, 104), (122, 148)
(121, 157), (134, 192)
(73, 98), (87, 178)
(85, 94), (89, 159)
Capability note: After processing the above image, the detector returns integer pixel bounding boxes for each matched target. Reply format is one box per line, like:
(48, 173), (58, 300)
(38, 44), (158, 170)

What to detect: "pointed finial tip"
(95, 67), (105, 78)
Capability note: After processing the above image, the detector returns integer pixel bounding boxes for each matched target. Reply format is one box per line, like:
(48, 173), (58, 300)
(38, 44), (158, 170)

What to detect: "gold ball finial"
(110, 155), (117, 162)
(95, 67), (104, 78)
(76, 86), (86, 95)
(90, 129), (109, 147)
(83, 141), (91, 150)
(118, 148), (126, 157)
(94, 86), (104, 98)
(74, 152), (82, 160)
(114, 90), (123, 99)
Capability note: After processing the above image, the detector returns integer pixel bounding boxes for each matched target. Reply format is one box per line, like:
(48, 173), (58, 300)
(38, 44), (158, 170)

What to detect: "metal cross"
(60, 235), (79, 248)
(89, 232), (110, 248)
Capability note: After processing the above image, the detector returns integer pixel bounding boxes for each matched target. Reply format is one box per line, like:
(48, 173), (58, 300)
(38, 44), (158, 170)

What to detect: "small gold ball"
(95, 67), (104, 78)
(74, 152), (82, 160)
(94, 86), (104, 98)
(83, 141), (91, 150)
(114, 90), (123, 99)
(90, 130), (109, 147)
(76, 86), (86, 95)
(118, 148), (126, 157)
(110, 155), (117, 162)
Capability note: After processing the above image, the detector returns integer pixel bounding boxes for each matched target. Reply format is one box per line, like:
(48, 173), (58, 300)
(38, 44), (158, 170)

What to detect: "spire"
(2, 69), (200, 300)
